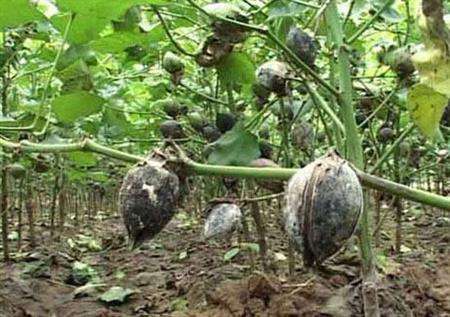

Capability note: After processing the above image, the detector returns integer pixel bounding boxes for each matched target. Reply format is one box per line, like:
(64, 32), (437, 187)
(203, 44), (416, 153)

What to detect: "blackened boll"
(259, 140), (273, 159)
(7, 163), (26, 179)
(292, 121), (314, 150)
(162, 51), (184, 74)
(202, 124), (222, 142)
(258, 125), (270, 140)
(286, 27), (318, 67)
(441, 101), (450, 127)
(216, 112), (237, 133)
(196, 36), (234, 68)
(187, 112), (208, 132)
(284, 151), (363, 267)
(158, 99), (187, 119)
(378, 127), (394, 142)
(120, 162), (180, 248)
(203, 3), (248, 44)
(159, 120), (185, 139)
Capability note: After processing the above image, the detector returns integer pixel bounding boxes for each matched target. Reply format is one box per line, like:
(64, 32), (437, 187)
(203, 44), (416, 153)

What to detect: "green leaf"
(407, 84), (447, 141)
(223, 247), (240, 261)
(67, 152), (98, 167)
(0, 0), (43, 29)
(52, 91), (104, 124)
(99, 286), (136, 304)
(52, 0), (152, 43)
(91, 26), (165, 54)
(208, 124), (260, 166)
(217, 52), (255, 87)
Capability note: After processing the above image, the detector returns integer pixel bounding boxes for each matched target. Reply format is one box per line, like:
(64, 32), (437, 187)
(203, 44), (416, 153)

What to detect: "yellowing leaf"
(412, 47), (450, 98)
(407, 84), (447, 140)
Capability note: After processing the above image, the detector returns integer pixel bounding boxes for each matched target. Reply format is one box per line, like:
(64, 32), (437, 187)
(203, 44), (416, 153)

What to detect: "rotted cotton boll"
(216, 112), (237, 133)
(256, 61), (290, 97)
(286, 27), (318, 67)
(6, 163), (27, 179)
(202, 124), (222, 142)
(292, 121), (314, 150)
(203, 3), (248, 44)
(203, 203), (242, 239)
(159, 120), (185, 139)
(284, 151), (363, 266)
(120, 161), (180, 248)
(196, 36), (234, 68)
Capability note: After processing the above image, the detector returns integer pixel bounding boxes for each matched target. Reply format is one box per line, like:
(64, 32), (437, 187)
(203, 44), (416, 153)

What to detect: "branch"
(184, 0), (340, 97)
(152, 6), (197, 57)
(0, 137), (448, 211)
(347, 0), (394, 44)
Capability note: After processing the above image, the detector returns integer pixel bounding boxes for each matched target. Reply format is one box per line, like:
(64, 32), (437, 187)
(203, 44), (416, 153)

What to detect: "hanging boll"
(162, 51), (184, 74)
(255, 61), (290, 97)
(203, 203), (242, 240)
(284, 151), (363, 267)
(159, 120), (185, 139)
(286, 27), (318, 67)
(120, 161), (180, 248)
(202, 3), (248, 44)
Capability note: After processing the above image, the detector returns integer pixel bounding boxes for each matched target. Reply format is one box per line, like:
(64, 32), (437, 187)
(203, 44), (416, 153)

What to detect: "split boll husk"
(120, 161), (180, 248)
(203, 203), (242, 240)
(284, 150), (363, 266)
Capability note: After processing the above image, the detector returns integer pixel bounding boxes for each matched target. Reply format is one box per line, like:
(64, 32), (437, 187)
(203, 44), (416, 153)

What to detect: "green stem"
(305, 83), (346, 134)
(185, 0), (339, 97)
(0, 137), (448, 210)
(347, 0), (394, 44)
(180, 82), (228, 105)
(153, 6), (197, 57)
(369, 124), (414, 174)
(325, 3), (379, 314)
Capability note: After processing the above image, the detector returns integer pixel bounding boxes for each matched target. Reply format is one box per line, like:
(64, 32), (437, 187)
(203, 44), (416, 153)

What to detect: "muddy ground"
(0, 200), (449, 317)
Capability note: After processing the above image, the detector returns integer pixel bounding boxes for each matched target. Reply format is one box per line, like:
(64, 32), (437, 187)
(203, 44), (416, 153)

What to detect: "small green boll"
(162, 51), (184, 74)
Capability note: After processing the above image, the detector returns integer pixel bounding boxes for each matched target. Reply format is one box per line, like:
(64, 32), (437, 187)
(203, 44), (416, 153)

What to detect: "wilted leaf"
(407, 84), (447, 140)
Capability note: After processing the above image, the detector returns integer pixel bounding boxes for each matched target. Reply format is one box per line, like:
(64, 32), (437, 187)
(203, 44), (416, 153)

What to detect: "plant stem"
(0, 136), (449, 210)
(324, 2), (379, 315)
(347, 0), (394, 44)
(370, 124), (414, 174)
(153, 6), (197, 57)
